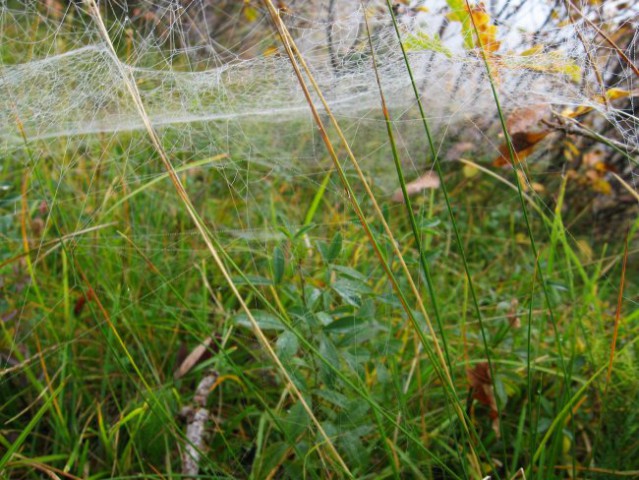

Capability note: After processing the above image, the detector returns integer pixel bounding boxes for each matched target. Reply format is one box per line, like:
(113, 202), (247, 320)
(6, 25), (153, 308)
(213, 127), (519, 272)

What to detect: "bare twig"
(326, 0), (339, 74)
(565, 0), (639, 78)
(563, 0), (608, 106)
(181, 370), (219, 478)
(83, 2), (350, 473)
(542, 117), (639, 156)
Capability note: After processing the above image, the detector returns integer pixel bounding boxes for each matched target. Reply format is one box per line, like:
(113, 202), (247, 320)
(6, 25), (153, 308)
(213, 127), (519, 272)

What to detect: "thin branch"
(181, 370), (219, 479)
(542, 117), (639, 156)
(566, 0), (639, 78)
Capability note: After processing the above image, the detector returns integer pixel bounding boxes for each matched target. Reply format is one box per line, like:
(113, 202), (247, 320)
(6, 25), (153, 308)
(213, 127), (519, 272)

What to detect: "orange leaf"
(467, 361), (500, 436)
(493, 131), (550, 166)
(493, 105), (551, 166)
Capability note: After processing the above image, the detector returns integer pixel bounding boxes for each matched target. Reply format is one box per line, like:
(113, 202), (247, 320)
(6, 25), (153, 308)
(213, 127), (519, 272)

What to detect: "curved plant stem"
(83, 1), (352, 475)
(259, 2), (484, 473)
(463, 1), (574, 477)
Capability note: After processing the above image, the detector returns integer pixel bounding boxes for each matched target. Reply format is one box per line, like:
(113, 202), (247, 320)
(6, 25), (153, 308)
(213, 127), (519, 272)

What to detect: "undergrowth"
(1, 1), (638, 479)
(2, 123), (637, 478)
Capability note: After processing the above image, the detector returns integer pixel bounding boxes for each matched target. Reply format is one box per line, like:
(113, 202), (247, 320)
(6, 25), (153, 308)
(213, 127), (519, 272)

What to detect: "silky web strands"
(0, 1), (636, 196)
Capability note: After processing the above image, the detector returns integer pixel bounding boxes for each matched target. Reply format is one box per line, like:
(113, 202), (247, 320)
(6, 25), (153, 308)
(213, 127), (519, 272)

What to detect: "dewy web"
(1, 1), (636, 147)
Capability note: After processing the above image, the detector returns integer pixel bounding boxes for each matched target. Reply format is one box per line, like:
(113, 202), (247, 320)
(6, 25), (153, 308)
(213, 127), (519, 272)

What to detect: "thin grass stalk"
(604, 230), (629, 392)
(463, 0), (571, 385)
(361, 11), (471, 476)
(363, 3), (454, 386)
(383, 0), (508, 467)
(82, 1), (351, 475)
(462, 1), (574, 476)
(260, 3), (450, 380)
(258, 5), (483, 469)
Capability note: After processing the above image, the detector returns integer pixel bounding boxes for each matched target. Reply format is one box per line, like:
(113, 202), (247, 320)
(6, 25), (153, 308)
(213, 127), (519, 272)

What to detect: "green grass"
(1, 4), (639, 480)
(2, 117), (637, 478)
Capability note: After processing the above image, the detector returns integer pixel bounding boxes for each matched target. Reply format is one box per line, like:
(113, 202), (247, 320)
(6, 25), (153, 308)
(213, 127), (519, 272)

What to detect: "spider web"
(0, 0), (638, 476)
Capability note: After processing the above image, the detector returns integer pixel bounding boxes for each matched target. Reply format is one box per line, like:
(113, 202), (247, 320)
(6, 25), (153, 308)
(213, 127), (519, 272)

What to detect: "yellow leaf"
(509, 50), (582, 83)
(462, 161), (479, 178)
(244, 5), (258, 22)
(605, 88), (639, 100)
(565, 140), (580, 157)
(263, 45), (279, 56)
(472, 11), (491, 27)
(403, 32), (453, 57)
(515, 233), (528, 244)
(563, 435), (572, 455)
(591, 177), (612, 195)
(565, 105), (593, 117)
(520, 45), (544, 56)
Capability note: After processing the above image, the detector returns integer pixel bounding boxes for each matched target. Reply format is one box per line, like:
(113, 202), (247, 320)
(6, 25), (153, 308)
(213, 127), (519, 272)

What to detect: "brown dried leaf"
(493, 104), (552, 166)
(506, 104), (551, 135)
(467, 361), (500, 437)
(73, 288), (96, 317)
(174, 335), (219, 379)
(391, 171), (440, 202)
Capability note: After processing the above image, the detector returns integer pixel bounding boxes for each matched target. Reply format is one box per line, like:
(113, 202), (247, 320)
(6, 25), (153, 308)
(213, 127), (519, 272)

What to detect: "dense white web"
(0, 1), (635, 264)
(1, 1), (631, 142)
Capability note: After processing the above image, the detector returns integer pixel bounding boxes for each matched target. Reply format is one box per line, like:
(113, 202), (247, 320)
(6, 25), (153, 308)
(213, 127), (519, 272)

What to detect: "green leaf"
(403, 31), (453, 58)
(446, 0), (474, 49)
(272, 245), (285, 284)
(419, 217), (441, 235)
(231, 275), (272, 286)
(319, 334), (340, 386)
(331, 265), (367, 281)
(284, 402), (309, 441)
(314, 388), (349, 409)
(232, 310), (285, 331)
(276, 331), (299, 359)
(376, 362), (391, 384)
(356, 298), (376, 321)
(315, 311), (333, 326)
(341, 431), (367, 469)
(548, 281), (569, 292)
(326, 232), (342, 262)
(324, 315), (368, 333)
(331, 278), (372, 307)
